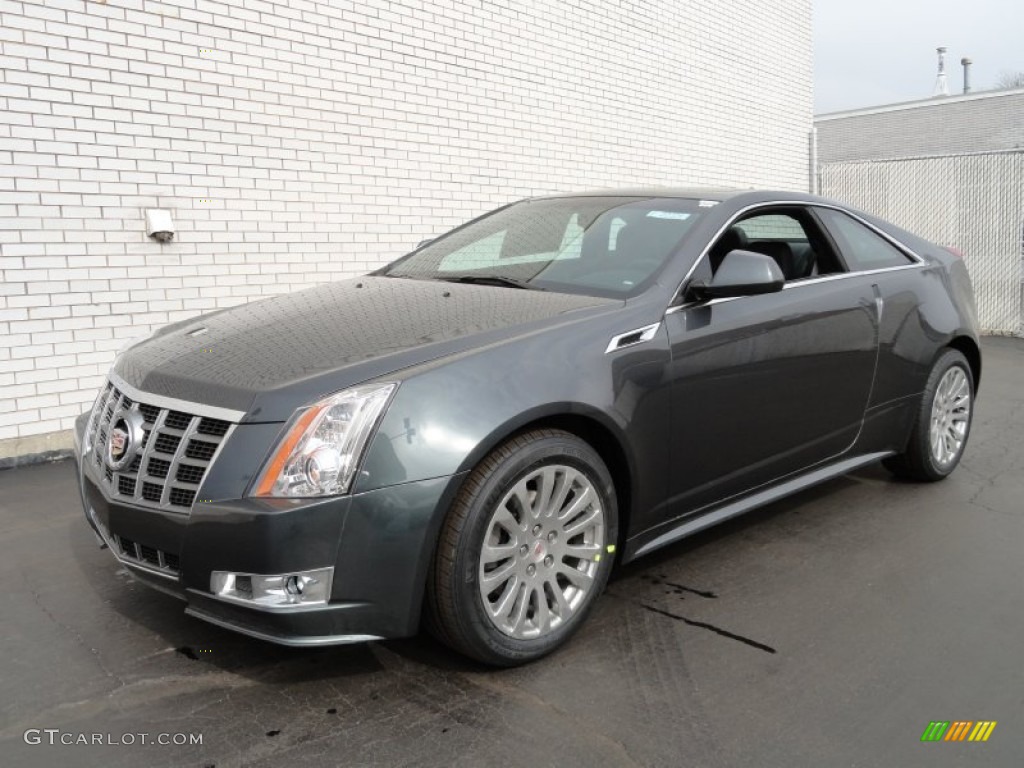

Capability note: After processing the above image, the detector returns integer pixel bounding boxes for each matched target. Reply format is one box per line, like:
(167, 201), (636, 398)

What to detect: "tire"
(426, 429), (618, 666)
(883, 348), (974, 482)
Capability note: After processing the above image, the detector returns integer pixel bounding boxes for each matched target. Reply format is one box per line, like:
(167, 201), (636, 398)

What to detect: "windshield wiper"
(438, 275), (546, 291)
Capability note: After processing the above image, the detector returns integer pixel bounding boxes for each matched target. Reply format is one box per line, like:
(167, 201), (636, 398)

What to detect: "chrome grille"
(197, 419), (230, 437)
(175, 463), (205, 484)
(152, 432), (182, 455)
(185, 440), (218, 461)
(147, 457), (171, 479)
(142, 482), (162, 503)
(84, 377), (236, 513)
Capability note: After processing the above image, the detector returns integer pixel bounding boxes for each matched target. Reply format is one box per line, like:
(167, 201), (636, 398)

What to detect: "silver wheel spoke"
(481, 559), (517, 588)
(509, 479), (534, 522)
(557, 563), (594, 590)
(557, 485), (594, 523)
(509, 584), (532, 634)
(533, 586), (552, 633)
(492, 505), (525, 535)
(562, 542), (602, 560)
(550, 580), (573, 618)
(546, 469), (574, 518)
(482, 541), (518, 563)
(478, 462), (605, 640)
(533, 466), (558, 519)
(489, 575), (521, 619)
(561, 506), (602, 538)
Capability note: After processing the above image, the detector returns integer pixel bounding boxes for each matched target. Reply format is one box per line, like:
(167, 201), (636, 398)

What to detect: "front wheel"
(426, 429), (617, 666)
(884, 348), (974, 482)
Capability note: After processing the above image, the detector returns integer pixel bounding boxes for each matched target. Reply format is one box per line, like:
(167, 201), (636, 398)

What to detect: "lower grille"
(83, 376), (236, 513)
(115, 534), (181, 576)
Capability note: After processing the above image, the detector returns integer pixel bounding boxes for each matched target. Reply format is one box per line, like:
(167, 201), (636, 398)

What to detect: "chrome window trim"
(664, 263), (926, 316)
(780, 262), (926, 288)
(604, 322), (661, 354)
(665, 296), (740, 314)
(107, 370), (247, 423)
(664, 200), (927, 317)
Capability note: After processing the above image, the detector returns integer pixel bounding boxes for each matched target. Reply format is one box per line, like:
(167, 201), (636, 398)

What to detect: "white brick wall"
(0, 0), (812, 448)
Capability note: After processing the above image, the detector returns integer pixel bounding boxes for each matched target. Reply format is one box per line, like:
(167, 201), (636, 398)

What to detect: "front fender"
(352, 315), (673, 535)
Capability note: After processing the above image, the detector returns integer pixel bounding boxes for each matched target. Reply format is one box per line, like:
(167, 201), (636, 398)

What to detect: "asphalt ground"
(1, 336), (1021, 768)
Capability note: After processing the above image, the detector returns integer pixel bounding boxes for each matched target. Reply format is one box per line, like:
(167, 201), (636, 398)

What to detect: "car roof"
(529, 187), (827, 206)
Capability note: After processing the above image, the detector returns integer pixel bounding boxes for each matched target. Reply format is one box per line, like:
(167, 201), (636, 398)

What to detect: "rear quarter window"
(817, 209), (915, 271)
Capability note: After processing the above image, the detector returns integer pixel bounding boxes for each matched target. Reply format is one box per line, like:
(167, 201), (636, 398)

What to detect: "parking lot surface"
(2, 337), (1021, 768)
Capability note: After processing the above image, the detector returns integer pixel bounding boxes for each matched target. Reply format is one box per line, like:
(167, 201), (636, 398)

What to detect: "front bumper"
(75, 413), (460, 646)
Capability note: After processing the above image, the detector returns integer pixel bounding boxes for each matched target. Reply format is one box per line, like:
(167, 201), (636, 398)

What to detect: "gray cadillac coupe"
(74, 189), (980, 665)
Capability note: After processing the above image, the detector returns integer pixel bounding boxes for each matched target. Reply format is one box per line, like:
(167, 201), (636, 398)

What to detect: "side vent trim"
(604, 322), (661, 354)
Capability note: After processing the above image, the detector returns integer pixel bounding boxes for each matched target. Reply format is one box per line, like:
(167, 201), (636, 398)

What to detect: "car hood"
(113, 276), (620, 422)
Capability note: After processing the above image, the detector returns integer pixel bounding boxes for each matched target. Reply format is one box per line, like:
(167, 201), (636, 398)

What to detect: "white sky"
(814, 0), (1024, 113)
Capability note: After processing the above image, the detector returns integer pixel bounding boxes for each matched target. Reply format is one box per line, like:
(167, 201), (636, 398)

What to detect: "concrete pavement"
(2, 337), (1021, 768)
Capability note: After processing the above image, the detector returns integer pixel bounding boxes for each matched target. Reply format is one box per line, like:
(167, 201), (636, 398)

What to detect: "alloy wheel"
(929, 366), (971, 467)
(477, 464), (605, 640)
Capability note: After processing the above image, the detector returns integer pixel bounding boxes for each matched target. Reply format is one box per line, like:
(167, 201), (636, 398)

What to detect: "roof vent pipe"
(933, 46), (950, 96)
(961, 57), (972, 94)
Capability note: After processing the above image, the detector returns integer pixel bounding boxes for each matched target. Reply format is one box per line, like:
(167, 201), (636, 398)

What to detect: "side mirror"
(416, 238), (435, 249)
(688, 249), (784, 300)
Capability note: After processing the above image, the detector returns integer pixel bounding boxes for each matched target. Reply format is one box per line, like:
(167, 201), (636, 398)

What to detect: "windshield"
(381, 196), (707, 297)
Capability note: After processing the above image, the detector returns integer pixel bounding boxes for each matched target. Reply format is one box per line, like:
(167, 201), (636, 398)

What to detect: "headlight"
(252, 382), (397, 498)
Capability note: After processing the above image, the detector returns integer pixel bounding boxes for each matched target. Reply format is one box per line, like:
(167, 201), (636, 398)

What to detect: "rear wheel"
(426, 429), (617, 666)
(884, 348), (974, 482)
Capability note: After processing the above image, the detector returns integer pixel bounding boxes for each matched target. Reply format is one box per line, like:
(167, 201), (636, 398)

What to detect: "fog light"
(210, 567), (333, 609)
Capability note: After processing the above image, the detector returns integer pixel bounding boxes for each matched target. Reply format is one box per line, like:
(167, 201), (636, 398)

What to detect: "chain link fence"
(819, 151), (1024, 335)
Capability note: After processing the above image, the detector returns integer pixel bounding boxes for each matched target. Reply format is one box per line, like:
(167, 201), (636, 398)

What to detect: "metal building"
(814, 88), (1024, 335)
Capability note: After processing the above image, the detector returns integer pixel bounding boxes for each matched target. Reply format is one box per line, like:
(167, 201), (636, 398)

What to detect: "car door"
(659, 206), (880, 520)
(813, 207), (930, 407)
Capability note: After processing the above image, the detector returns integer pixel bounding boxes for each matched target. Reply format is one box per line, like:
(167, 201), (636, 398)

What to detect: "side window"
(735, 214), (805, 242)
(817, 209), (914, 271)
(708, 211), (821, 281)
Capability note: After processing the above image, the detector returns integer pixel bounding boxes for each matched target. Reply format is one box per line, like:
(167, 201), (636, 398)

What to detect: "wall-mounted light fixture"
(145, 209), (175, 242)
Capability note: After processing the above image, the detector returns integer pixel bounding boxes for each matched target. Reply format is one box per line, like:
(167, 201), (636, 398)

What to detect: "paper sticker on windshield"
(698, 200), (718, 208)
(646, 211), (691, 220)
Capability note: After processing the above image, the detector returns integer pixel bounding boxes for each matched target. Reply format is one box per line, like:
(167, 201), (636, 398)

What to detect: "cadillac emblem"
(105, 406), (145, 471)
